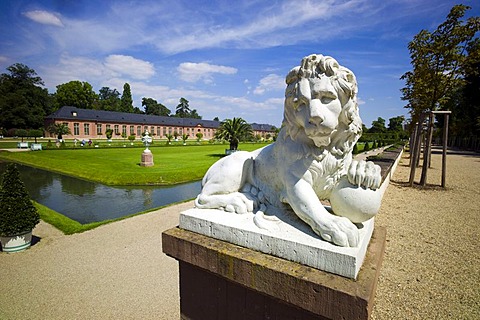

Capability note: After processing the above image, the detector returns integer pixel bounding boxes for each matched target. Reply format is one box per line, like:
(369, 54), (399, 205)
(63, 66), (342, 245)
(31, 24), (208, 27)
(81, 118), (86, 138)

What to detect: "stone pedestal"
(140, 150), (154, 167)
(162, 226), (386, 320)
(179, 208), (374, 279)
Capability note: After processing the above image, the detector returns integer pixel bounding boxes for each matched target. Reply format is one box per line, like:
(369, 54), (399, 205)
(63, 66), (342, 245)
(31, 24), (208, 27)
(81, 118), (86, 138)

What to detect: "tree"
(15, 129), (28, 142)
(0, 63), (51, 130)
(189, 109), (202, 119)
(175, 97), (191, 118)
(368, 117), (387, 133)
(196, 132), (203, 142)
(400, 4), (479, 186)
(400, 4), (480, 123)
(97, 87), (120, 111)
(28, 129), (43, 143)
(47, 123), (71, 141)
(54, 80), (98, 109)
(215, 117), (253, 150)
(120, 83), (134, 113)
(142, 97), (171, 116)
(388, 116), (405, 132)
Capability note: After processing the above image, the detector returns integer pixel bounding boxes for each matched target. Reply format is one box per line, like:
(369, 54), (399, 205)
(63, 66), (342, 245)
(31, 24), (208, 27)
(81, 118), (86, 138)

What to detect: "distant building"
(45, 106), (276, 140)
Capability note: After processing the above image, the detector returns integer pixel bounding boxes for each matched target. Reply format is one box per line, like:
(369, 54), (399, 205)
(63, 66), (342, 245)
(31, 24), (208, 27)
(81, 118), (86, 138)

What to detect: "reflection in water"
(0, 162), (201, 224)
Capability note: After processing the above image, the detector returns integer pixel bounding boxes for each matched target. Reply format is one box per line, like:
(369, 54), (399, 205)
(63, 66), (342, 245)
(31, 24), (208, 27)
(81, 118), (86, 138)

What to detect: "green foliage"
(142, 97), (170, 116)
(368, 117), (387, 133)
(0, 63), (51, 130)
(181, 134), (189, 144)
(352, 143), (359, 154)
(105, 128), (114, 140)
(97, 87), (120, 111)
(175, 97), (191, 118)
(196, 132), (203, 142)
(128, 135), (136, 142)
(15, 129), (28, 141)
(0, 164), (40, 236)
(120, 83), (133, 113)
(47, 123), (71, 140)
(54, 80), (98, 109)
(372, 140), (377, 149)
(363, 141), (371, 152)
(215, 117), (253, 150)
(400, 4), (480, 123)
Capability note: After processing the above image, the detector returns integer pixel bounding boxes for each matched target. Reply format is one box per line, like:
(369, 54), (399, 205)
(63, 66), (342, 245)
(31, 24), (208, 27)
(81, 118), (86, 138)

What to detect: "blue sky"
(1, 0), (478, 127)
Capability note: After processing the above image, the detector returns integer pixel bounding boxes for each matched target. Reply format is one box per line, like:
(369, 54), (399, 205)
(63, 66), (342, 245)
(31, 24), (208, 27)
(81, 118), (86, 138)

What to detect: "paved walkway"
(1, 150), (479, 319)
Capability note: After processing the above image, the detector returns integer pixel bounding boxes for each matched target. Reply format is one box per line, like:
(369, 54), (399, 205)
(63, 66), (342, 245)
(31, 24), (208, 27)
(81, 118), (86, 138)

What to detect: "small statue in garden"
(195, 54), (384, 247)
(142, 131), (153, 151)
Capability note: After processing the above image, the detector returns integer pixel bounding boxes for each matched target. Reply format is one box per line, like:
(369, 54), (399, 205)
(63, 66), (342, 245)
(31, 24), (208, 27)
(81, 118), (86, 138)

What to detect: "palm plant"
(215, 117), (253, 151)
(47, 123), (71, 141)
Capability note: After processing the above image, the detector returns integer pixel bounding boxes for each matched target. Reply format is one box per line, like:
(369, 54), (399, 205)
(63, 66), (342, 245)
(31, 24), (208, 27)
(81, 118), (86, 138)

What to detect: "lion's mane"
(278, 54), (363, 196)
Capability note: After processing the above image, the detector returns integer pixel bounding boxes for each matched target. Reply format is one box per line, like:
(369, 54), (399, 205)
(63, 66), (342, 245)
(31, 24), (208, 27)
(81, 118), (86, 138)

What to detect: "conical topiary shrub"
(0, 164), (40, 237)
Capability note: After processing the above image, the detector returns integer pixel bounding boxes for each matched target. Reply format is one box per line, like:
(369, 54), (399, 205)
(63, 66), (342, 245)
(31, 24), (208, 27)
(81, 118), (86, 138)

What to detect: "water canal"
(0, 162), (201, 224)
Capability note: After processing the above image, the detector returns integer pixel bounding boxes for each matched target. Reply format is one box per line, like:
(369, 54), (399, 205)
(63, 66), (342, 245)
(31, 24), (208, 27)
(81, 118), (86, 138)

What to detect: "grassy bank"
(34, 200), (189, 235)
(0, 143), (269, 185)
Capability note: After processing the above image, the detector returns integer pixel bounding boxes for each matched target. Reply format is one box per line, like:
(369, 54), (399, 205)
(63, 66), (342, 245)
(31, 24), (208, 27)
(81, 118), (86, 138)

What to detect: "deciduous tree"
(54, 80), (98, 109)
(142, 97), (171, 116)
(0, 63), (51, 130)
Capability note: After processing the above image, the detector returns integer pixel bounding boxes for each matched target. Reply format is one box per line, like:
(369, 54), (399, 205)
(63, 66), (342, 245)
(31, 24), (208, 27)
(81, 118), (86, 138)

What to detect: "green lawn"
(0, 142), (269, 185)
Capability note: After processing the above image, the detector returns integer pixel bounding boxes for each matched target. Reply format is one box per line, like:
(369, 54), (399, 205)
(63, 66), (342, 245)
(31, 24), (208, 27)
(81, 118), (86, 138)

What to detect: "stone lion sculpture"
(195, 54), (383, 247)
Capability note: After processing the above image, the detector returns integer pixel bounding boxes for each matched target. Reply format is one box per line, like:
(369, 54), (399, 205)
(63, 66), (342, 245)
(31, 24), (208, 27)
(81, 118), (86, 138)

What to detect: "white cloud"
(177, 62), (237, 83)
(253, 74), (285, 95)
(23, 10), (64, 27)
(104, 55), (155, 80)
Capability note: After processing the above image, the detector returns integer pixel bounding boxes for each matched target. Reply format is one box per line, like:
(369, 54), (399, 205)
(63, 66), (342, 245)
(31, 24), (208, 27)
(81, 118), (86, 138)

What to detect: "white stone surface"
(180, 207), (374, 279)
(194, 54), (385, 247)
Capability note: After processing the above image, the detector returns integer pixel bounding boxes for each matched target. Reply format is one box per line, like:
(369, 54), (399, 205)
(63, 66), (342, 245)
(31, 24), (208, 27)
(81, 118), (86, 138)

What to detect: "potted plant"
(0, 163), (40, 253)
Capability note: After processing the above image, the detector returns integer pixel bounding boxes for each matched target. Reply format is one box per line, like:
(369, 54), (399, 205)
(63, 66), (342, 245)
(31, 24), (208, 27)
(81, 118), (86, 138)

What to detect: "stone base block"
(179, 208), (374, 279)
(140, 150), (154, 167)
(162, 226), (386, 320)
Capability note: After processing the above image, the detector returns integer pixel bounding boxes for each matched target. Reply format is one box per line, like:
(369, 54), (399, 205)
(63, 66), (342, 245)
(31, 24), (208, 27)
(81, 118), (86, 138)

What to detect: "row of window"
(69, 123), (211, 137)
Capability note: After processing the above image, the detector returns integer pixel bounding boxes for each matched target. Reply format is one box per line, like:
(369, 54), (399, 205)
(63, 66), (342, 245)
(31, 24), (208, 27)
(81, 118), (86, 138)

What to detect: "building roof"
(46, 106), (276, 131)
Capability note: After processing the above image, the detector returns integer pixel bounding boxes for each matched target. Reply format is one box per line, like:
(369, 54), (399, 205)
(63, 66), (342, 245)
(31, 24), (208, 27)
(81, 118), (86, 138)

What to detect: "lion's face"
(294, 76), (343, 147)
(283, 54), (362, 155)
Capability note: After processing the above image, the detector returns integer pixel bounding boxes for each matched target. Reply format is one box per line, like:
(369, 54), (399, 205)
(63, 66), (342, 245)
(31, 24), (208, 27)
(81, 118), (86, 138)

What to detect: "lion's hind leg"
(195, 151), (255, 214)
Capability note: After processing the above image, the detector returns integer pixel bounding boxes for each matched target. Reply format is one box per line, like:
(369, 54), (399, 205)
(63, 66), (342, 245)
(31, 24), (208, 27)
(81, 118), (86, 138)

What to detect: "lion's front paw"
(313, 215), (359, 247)
(347, 160), (381, 190)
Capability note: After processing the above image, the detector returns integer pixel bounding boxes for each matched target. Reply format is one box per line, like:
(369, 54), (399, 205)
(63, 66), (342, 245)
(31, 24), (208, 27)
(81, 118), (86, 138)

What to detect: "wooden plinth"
(162, 226), (386, 320)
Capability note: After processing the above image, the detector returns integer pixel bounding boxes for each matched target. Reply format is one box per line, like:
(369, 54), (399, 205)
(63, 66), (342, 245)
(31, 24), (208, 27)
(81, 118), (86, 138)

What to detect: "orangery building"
(45, 106), (276, 141)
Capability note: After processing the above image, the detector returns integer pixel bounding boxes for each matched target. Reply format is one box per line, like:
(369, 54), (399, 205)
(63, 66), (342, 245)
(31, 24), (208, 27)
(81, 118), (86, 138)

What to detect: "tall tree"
(97, 87), (120, 111)
(0, 63), (51, 130)
(215, 117), (253, 150)
(175, 97), (191, 118)
(388, 116), (405, 132)
(368, 117), (387, 133)
(54, 80), (98, 109)
(400, 4), (480, 123)
(142, 97), (171, 116)
(120, 83), (134, 113)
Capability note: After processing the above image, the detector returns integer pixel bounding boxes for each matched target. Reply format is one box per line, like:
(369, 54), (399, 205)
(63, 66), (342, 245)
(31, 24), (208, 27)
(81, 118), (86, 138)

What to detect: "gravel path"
(0, 150), (478, 319)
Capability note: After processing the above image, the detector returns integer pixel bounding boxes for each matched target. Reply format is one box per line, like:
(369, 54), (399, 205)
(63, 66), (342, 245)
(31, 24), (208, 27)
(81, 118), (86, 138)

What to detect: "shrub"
(0, 164), (40, 236)
(353, 143), (359, 154)
(364, 142), (371, 152)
